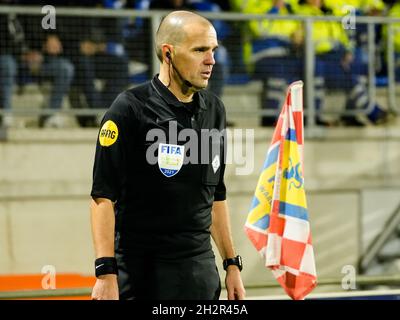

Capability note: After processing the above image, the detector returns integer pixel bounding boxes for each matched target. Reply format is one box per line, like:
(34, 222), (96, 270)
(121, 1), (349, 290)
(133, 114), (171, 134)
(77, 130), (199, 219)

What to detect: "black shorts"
(116, 251), (221, 300)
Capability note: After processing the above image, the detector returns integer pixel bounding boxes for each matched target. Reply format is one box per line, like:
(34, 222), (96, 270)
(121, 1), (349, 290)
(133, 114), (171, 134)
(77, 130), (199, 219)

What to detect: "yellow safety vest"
(382, 3), (400, 53)
(243, 0), (299, 39)
(295, 4), (350, 55)
(324, 0), (385, 15)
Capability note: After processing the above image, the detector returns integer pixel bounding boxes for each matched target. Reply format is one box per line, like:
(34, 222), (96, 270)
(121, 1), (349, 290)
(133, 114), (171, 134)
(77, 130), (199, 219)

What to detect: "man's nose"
(204, 51), (215, 65)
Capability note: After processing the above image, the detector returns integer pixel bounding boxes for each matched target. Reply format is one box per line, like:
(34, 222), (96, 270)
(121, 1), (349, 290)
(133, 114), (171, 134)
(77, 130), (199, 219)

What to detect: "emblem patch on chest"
(158, 143), (185, 177)
(212, 155), (220, 173)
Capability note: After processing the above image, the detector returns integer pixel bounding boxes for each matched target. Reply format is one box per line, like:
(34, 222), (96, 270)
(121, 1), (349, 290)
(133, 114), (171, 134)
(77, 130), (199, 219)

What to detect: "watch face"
(236, 255), (243, 271)
(237, 255), (243, 269)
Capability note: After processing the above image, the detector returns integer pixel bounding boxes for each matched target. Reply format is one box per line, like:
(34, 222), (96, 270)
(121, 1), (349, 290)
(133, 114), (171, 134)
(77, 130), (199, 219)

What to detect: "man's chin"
(200, 79), (210, 88)
(191, 81), (208, 90)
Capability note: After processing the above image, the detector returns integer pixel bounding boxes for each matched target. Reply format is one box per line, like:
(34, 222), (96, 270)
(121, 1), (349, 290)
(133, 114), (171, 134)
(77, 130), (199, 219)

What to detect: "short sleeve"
(90, 95), (134, 202)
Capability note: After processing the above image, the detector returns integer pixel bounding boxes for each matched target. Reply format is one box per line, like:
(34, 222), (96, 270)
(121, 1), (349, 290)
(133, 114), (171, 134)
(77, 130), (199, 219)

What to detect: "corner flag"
(244, 81), (317, 300)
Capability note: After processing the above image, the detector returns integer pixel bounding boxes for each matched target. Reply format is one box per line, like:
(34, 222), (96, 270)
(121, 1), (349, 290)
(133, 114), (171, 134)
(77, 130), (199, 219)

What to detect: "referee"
(90, 10), (245, 300)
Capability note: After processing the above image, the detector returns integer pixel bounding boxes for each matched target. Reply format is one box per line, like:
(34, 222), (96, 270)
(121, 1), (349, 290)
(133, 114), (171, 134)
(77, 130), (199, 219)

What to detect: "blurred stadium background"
(1, 0), (400, 300)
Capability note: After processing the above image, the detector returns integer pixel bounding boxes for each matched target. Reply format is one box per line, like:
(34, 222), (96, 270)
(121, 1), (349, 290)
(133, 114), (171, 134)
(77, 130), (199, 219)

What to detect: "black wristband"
(95, 257), (118, 277)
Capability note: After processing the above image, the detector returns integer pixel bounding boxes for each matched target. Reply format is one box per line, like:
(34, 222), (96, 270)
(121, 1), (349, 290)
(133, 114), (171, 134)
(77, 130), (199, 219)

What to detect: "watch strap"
(223, 255), (243, 271)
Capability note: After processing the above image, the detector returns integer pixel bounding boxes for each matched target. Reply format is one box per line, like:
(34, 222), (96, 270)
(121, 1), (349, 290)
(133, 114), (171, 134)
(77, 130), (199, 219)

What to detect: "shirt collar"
(151, 74), (207, 112)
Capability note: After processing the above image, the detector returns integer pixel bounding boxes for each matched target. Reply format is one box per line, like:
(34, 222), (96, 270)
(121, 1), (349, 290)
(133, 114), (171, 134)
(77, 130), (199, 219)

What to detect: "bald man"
(90, 11), (245, 300)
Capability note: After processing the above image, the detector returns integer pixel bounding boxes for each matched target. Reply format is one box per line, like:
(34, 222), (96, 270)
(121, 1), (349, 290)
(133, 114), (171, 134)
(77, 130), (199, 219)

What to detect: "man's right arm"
(89, 98), (134, 299)
(90, 197), (119, 300)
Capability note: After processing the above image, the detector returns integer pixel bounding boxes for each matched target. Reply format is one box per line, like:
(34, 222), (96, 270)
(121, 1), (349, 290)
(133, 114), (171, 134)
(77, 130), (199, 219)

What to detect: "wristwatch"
(223, 255), (243, 271)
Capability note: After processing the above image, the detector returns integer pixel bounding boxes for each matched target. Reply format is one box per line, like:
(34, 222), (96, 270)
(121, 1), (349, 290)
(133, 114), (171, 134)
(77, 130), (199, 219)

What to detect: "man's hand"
(91, 274), (119, 300)
(225, 266), (246, 300)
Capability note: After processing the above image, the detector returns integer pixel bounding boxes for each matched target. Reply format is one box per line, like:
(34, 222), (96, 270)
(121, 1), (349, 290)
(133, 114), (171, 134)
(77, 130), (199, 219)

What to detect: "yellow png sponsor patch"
(99, 120), (119, 147)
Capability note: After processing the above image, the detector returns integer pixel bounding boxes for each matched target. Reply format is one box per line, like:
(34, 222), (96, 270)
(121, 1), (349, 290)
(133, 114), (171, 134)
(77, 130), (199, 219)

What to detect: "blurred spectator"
(241, 0), (302, 126)
(64, 0), (130, 127)
(0, 11), (21, 127)
(296, 0), (388, 126)
(242, 0), (388, 126)
(0, 5), (74, 128)
(324, 0), (386, 72)
(214, 0), (248, 83)
(123, 0), (152, 82)
(324, 0), (385, 15)
(382, 1), (400, 80)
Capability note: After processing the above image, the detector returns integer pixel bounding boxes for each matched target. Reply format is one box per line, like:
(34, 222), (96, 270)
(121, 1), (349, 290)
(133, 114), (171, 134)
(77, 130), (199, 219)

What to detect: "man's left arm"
(211, 200), (246, 300)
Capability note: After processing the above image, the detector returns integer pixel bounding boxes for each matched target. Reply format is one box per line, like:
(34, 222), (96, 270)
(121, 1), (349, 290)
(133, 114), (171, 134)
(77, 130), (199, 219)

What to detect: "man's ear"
(163, 45), (173, 63)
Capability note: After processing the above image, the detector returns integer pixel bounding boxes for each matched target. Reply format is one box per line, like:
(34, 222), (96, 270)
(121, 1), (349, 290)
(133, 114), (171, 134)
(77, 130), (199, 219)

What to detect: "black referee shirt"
(91, 75), (227, 259)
